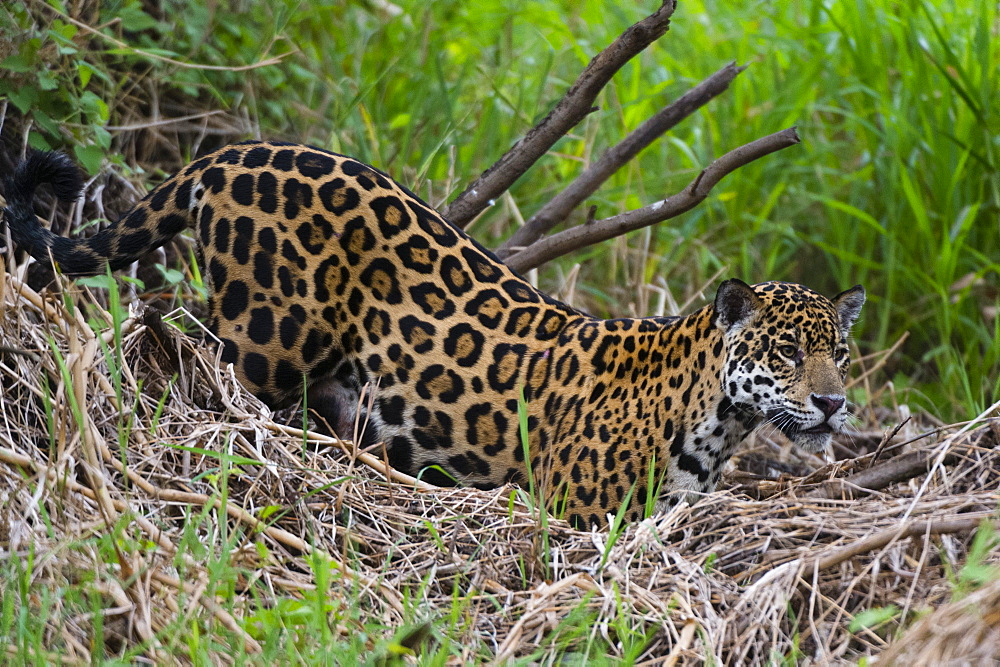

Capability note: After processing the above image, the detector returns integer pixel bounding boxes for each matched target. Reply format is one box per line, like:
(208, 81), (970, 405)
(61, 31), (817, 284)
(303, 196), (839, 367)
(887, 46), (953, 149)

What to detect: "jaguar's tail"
(2, 151), (188, 275)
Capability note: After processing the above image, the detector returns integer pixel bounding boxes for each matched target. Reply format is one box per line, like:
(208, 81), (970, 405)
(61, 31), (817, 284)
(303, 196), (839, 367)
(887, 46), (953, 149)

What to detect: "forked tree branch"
(504, 127), (801, 274)
(441, 0), (678, 228)
(496, 61), (747, 259)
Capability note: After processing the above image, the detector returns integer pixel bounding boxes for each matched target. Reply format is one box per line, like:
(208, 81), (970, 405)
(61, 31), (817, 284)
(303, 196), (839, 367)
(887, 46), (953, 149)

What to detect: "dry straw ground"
(1, 256), (999, 664)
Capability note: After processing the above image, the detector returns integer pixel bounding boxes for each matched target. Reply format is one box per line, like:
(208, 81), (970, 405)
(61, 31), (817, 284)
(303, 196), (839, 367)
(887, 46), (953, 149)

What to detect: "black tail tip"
(7, 150), (85, 204)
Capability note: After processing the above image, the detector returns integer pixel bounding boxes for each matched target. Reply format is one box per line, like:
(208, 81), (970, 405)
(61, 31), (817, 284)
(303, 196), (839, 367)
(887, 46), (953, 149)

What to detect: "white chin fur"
(791, 431), (833, 454)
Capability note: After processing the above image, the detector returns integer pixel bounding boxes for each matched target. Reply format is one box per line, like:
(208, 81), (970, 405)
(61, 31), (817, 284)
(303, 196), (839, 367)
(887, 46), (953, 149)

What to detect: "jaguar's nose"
(810, 394), (845, 419)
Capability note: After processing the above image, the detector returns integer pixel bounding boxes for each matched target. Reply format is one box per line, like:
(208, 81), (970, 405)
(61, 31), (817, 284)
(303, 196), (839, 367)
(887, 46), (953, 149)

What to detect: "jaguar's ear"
(831, 285), (866, 332)
(714, 279), (761, 330)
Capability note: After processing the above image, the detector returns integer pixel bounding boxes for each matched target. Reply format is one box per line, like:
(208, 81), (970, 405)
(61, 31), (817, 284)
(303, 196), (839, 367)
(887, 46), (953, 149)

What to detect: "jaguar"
(3, 141), (865, 528)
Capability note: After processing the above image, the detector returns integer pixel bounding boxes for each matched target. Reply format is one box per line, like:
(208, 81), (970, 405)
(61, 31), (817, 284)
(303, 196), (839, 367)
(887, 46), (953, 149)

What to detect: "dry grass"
(1, 259), (999, 663)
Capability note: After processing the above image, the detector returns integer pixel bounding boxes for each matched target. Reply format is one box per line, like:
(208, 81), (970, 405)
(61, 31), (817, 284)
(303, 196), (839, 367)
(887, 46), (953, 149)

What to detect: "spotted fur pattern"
(2, 141), (865, 527)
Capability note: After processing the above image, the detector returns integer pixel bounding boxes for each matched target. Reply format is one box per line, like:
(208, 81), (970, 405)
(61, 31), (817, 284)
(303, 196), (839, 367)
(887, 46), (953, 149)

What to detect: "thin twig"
(497, 61), (746, 258)
(868, 418), (910, 468)
(99, 111), (225, 132)
(442, 1), (678, 227)
(505, 127), (801, 273)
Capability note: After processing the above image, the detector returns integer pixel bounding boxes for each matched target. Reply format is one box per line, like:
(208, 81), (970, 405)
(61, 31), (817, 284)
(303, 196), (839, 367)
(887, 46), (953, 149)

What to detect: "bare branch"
(807, 513), (989, 572)
(805, 448), (960, 500)
(497, 61), (746, 259)
(441, 0), (678, 228)
(503, 127), (801, 274)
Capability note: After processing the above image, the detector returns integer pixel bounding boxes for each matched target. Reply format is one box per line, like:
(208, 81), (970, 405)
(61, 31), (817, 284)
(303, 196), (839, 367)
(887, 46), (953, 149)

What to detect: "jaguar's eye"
(834, 347), (848, 362)
(778, 345), (798, 359)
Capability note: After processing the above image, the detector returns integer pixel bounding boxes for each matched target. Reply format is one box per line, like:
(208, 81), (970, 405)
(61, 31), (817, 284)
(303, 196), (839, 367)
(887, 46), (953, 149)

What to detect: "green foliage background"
(2, 0), (998, 419)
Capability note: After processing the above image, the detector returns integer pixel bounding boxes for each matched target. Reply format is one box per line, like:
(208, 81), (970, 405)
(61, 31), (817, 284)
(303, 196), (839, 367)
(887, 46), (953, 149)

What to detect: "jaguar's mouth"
(798, 422), (833, 435)
(766, 410), (834, 439)
(764, 409), (837, 453)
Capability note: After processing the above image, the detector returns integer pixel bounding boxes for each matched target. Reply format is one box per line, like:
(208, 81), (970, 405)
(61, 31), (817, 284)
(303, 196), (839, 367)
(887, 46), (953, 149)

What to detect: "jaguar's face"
(715, 280), (866, 453)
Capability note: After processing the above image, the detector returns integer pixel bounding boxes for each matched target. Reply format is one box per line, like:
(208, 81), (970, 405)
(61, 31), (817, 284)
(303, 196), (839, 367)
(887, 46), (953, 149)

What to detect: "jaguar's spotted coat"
(3, 141), (865, 528)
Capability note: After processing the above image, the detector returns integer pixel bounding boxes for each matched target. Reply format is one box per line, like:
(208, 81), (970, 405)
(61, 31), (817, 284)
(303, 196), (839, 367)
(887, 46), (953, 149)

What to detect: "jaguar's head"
(714, 279), (866, 453)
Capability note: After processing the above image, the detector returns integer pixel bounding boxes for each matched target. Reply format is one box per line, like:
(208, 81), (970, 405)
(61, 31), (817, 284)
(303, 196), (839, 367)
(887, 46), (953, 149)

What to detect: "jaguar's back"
(3, 141), (865, 527)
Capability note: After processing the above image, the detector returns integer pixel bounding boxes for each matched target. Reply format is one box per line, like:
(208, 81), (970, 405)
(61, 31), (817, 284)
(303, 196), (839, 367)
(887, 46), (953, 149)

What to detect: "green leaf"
(74, 144), (104, 175)
(80, 90), (110, 123)
(0, 53), (34, 73)
(849, 605), (900, 632)
(31, 109), (61, 136)
(94, 126), (112, 149)
(27, 132), (51, 151)
(960, 563), (1000, 588)
(48, 20), (78, 41)
(389, 112), (411, 129)
(157, 265), (186, 286)
(121, 275), (146, 290)
(36, 69), (59, 91)
(78, 275), (117, 290)
(139, 47), (181, 58)
(77, 62), (93, 88)
(116, 4), (159, 32)
(163, 442), (268, 467)
(5, 84), (38, 113)
(257, 505), (283, 521)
